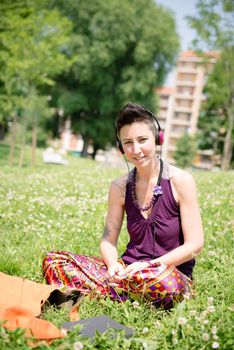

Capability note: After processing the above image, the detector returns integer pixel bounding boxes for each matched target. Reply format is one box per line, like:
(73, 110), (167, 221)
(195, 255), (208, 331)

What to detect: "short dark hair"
(116, 102), (157, 136)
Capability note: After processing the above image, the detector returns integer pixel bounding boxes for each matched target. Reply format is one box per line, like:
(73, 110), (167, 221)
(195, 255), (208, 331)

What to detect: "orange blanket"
(0, 272), (65, 340)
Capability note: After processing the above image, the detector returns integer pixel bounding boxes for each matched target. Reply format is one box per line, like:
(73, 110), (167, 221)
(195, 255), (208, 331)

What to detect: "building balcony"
(176, 67), (198, 74)
(174, 93), (194, 100)
(169, 132), (182, 138)
(171, 119), (190, 126)
(173, 106), (193, 113)
(159, 100), (169, 108)
(176, 80), (196, 87)
(158, 116), (166, 123)
(171, 119), (191, 128)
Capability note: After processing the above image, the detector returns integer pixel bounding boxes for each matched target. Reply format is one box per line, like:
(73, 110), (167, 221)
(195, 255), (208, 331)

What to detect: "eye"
(139, 137), (148, 143)
(123, 140), (132, 145)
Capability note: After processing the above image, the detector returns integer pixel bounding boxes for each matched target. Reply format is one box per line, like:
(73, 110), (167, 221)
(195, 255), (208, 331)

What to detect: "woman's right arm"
(100, 178), (125, 277)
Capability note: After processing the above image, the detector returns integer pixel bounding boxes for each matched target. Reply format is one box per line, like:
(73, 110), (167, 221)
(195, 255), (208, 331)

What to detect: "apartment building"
(156, 87), (174, 160)
(157, 51), (218, 166)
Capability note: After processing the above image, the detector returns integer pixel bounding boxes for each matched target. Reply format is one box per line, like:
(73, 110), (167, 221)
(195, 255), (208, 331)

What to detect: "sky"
(157, 0), (198, 86)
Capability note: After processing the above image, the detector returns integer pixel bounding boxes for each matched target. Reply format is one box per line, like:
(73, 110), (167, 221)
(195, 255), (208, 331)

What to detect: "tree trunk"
(31, 117), (37, 166)
(221, 107), (234, 170)
(0, 124), (5, 140)
(81, 136), (89, 158)
(19, 115), (28, 167)
(31, 125), (37, 166)
(9, 115), (17, 166)
(92, 144), (99, 159)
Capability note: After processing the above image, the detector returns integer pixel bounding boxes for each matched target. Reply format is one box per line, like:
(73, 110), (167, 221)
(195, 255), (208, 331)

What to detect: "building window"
(174, 112), (191, 121)
(176, 99), (192, 108)
(177, 73), (196, 82)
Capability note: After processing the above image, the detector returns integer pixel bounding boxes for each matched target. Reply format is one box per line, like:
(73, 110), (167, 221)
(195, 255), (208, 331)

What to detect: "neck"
(136, 156), (160, 183)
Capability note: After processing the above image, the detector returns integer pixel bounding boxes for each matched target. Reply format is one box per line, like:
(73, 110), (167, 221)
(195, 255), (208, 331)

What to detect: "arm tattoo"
(102, 224), (111, 239)
(102, 221), (121, 240)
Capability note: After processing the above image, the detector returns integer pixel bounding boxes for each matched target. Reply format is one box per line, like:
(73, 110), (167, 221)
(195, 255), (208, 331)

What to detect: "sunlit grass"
(0, 152), (233, 349)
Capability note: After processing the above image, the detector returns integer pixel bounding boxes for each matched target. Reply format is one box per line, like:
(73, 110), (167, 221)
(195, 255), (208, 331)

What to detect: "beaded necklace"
(131, 158), (163, 212)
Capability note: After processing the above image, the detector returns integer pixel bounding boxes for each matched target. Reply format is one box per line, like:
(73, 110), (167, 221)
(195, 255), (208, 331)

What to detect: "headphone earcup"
(158, 130), (164, 145)
(151, 114), (163, 146)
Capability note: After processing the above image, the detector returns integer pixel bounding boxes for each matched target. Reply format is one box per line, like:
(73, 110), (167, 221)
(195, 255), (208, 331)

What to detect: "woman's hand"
(118, 261), (151, 277)
(107, 262), (125, 283)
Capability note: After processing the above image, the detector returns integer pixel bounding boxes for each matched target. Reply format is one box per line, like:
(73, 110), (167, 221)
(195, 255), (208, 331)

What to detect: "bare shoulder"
(110, 173), (129, 199)
(169, 165), (197, 197)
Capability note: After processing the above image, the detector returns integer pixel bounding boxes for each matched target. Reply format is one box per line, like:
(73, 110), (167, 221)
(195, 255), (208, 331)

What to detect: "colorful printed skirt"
(42, 251), (192, 309)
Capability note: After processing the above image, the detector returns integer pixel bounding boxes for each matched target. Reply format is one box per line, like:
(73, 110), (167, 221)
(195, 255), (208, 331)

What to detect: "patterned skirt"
(42, 251), (192, 309)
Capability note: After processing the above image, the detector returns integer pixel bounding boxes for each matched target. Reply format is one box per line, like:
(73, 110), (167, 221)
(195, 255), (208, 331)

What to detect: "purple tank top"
(121, 161), (195, 278)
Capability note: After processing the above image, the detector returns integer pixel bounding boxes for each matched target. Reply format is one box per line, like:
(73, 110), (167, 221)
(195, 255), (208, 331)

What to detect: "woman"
(43, 103), (204, 309)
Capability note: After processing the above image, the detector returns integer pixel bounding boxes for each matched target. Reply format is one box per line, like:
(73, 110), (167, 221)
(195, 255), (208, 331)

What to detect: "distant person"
(43, 102), (204, 309)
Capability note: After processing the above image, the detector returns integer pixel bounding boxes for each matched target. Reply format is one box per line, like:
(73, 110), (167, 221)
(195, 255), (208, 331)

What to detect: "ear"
(116, 139), (125, 154)
(115, 127), (125, 154)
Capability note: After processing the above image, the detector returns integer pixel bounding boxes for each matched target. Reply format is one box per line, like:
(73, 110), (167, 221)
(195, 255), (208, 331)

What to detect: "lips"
(133, 156), (145, 161)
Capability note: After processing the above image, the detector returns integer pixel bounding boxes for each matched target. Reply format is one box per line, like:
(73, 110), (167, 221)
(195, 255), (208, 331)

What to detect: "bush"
(174, 134), (197, 168)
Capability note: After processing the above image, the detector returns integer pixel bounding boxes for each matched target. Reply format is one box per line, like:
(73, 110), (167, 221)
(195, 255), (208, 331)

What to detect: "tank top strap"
(161, 159), (170, 180)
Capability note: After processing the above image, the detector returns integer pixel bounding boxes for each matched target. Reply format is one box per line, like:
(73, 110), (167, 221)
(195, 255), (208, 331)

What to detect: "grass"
(0, 142), (233, 349)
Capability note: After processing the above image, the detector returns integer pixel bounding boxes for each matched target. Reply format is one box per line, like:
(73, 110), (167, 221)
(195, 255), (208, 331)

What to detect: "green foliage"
(0, 155), (233, 349)
(197, 47), (234, 160)
(49, 0), (180, 152)
(0, 0), (72, 128)
(187, 0), (234, 49)
(174, 134), (197, 168)
(187, 0), (234, 169)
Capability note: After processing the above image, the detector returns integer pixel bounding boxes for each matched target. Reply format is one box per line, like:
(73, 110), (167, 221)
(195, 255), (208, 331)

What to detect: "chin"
(133, 157), (148, 167)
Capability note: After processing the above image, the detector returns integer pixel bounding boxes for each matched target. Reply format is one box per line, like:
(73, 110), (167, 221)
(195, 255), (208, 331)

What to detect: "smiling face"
(119, 122), (156, 168)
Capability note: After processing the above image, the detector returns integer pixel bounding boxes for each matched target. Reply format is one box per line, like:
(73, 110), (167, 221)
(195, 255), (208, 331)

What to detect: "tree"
(49, 0), (180, 157)
(0, 0), (72, 165)
(187, 0), (234, 170)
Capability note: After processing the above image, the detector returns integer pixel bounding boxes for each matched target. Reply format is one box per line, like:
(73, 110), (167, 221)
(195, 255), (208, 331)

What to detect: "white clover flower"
(208, 251), (215, 256)
(142, 342), (148, 349)
(211, 326), (217, 335)
(202, 333), (210, 341)
(132, 300), (140, 308)
(201, 310), (208, 319)
(203, 319), (209, 324)
(208, 305), (216, 313)
(73, 341), (84, 350)
(183, 293), (190, 300)
(142, 327), (149, 334)
(155, 320), (161, 328)
(212, 341), (220, 349)
(189, 310), (197, 316)
(178, 317), (187, 325)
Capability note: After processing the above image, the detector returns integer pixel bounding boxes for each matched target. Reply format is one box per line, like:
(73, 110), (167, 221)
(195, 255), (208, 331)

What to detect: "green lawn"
(0, 145), (233, 349)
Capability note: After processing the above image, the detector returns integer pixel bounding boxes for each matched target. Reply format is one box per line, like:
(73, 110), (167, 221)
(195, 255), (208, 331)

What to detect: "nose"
(132, 141), (141, 154)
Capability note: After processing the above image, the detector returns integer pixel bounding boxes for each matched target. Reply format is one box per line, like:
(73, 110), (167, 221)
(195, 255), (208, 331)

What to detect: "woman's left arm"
(151, 170), (204, 266)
